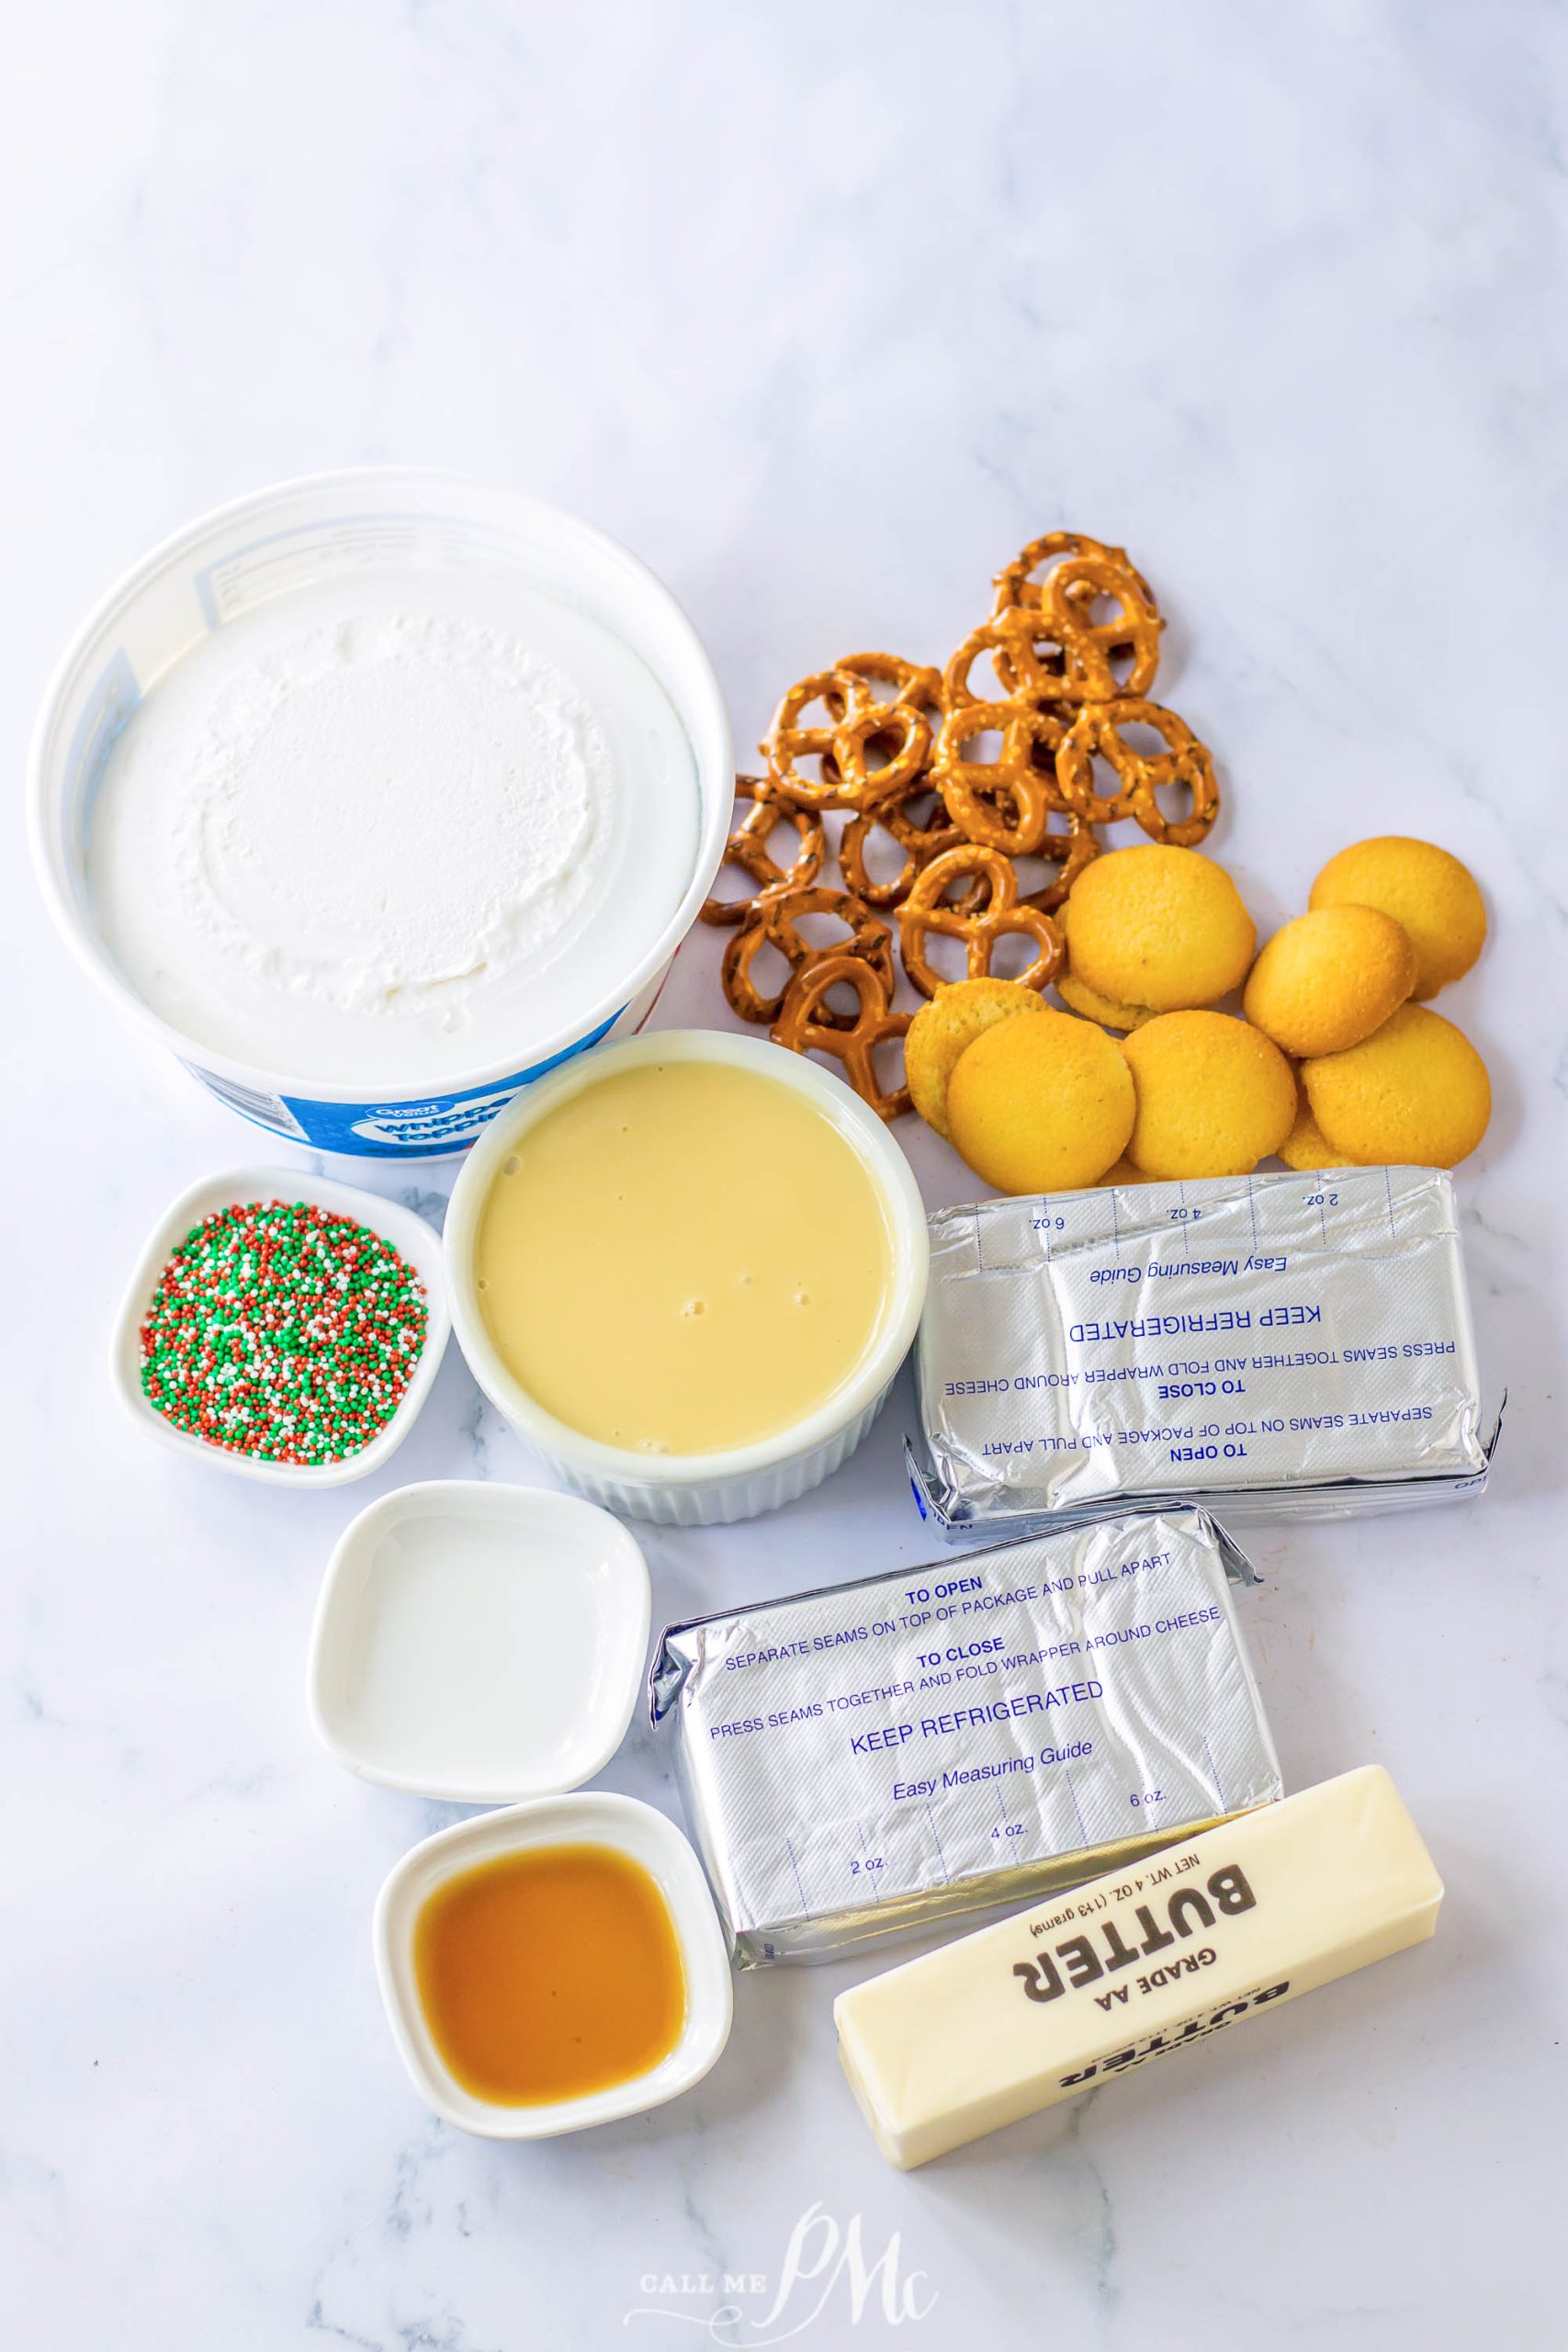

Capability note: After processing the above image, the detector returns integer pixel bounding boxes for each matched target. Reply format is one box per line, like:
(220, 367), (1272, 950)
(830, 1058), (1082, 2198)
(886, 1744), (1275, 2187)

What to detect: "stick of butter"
(834, 1765), (1441, 2169)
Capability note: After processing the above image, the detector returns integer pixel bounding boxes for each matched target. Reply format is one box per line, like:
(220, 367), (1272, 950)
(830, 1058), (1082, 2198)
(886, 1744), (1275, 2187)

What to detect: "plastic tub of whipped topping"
(29, 469), (732, 1159)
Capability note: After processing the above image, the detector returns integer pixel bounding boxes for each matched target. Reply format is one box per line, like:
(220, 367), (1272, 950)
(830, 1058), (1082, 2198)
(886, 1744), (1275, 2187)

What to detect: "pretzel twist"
(931, 700), (1072, 856)
(1044, 555), (1162, 699)
(840, 775), (964, 908)
(828, 700), (931, 802)
(699, 774), (827, 928)
(837, 650), (943, 708)
(763, 654), (941, 810)
(772, 955), (911, 1121)
(942, 612), (1086, 714)
(897, 843), (1066, 999)
(992, 530), (1158, 622)
(1054, 698), (1220, 845)
(721, 886), (896, 1026)
(991, 532), (1162, 700)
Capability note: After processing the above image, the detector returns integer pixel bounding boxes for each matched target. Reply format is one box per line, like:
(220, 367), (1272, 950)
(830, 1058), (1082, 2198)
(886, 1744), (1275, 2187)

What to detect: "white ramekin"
(445, 1030), (930, 1525)
(28, 468), (733, 1160)
(373, 1792), (732, 2139)
(307, 1481), (650, 1803)
(110, 1163), (449, 1488)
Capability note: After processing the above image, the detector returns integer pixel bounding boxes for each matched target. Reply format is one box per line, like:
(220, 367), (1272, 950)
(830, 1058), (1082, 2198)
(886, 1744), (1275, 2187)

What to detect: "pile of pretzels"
(699, 532), (1220, 1119)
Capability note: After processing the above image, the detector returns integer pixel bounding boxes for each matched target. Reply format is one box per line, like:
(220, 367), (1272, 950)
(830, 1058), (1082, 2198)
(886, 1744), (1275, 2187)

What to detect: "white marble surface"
(5, 5), (1564, 2346)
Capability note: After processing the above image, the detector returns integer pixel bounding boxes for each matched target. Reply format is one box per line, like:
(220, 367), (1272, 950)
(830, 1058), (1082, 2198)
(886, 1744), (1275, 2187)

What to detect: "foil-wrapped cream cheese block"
(912, 1165), (1493, 1534)
(649, 1508), (1280, 1966)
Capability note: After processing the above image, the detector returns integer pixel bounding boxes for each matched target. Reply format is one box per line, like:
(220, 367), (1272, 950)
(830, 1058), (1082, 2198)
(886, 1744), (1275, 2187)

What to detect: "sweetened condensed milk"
(473, 1058), (893, 1453)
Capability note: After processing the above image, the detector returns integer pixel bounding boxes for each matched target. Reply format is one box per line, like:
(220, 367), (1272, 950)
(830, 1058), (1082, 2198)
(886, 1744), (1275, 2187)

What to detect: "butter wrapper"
(912, 1164), (1494, 1534)
(649, 1507), (1280, 1966)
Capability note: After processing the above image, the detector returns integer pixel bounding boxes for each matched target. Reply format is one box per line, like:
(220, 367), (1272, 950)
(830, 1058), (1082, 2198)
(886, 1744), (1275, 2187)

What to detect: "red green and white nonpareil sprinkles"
(140, 1200), (428, 1465)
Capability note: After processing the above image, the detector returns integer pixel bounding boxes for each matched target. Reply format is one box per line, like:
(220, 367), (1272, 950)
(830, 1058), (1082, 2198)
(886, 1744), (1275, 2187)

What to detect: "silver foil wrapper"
(649, 1508), (1280, 1966)
(912, 1165), (1493, 1534)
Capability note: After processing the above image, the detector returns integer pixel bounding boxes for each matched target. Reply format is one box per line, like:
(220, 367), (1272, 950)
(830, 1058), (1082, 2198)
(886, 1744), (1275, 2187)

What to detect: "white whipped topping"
(87, 569), (696, 1084)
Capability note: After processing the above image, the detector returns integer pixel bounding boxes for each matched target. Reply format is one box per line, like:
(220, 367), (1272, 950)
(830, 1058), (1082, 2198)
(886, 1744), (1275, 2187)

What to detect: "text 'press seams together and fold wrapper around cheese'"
(910, 1164), (1498, 1537)
(649, 1507), (1281, 1967)
(833, 1764), (1444, 2170)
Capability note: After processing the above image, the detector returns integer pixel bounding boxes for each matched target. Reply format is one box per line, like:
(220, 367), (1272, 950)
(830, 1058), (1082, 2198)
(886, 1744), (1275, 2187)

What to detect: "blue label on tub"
(181, 1012), (624, 1158)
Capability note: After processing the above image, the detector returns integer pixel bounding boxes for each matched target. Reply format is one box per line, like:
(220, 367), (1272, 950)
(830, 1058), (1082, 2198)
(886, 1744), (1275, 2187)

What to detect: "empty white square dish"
(308, 1481), (651, 1803)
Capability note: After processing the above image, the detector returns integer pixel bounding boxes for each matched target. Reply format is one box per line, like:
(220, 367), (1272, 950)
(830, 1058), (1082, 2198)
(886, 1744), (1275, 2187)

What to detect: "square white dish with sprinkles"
(110, 1165), (450, 1487)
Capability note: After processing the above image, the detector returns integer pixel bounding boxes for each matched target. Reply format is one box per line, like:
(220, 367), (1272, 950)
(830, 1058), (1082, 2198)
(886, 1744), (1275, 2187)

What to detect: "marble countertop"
(5, 6), (1563, 2346)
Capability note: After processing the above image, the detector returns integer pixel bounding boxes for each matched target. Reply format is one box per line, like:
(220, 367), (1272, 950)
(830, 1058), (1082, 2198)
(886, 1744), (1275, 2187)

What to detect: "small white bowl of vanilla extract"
(373, 1792), (733, 2139)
